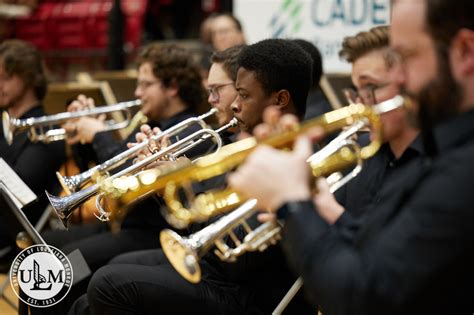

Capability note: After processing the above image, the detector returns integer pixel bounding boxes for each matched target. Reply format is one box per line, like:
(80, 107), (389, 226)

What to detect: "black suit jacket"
(0, 105), (66, 223)
(280, 110), (474, 315)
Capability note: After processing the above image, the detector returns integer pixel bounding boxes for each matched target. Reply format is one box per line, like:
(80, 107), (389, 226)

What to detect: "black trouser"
(69, 249), (249, 315)
(69, 248), (315, 315)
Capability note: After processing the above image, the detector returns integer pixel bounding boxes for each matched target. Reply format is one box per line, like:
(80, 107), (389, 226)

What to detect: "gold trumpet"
(102, 96), (405, 229)
(2, 99), (141, 145)
(159, 122), (367, 283)
(159, 95), (406, 283)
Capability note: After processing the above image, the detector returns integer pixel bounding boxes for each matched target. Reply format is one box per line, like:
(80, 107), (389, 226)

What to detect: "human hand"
(64, 116), (106, 145)
(63, 94), (106, 144)
(228, 135), (316, 212)
(312, 178), (345, 224)
(67, 94), (96, 112)
(127, 124), (171, 168)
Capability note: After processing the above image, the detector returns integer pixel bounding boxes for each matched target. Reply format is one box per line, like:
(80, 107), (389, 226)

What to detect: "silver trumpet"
(2, 99), (142, 145)
(47, 118), (238, 229)
(57, 108), (218, 194)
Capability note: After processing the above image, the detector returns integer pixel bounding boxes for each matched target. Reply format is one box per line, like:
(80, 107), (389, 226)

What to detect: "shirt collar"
(380, 133), (424, 164)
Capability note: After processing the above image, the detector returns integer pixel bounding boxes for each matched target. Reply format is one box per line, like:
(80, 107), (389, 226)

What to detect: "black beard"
(401, 43), (463, 157)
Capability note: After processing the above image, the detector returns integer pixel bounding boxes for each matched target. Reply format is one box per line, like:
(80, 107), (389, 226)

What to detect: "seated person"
(69, 39), (315, 315)
(0, 40), (65, 271)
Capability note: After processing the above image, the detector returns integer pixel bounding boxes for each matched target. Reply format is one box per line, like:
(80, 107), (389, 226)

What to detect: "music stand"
(0, 181), (44, 314)
(0, 180), (91, 315)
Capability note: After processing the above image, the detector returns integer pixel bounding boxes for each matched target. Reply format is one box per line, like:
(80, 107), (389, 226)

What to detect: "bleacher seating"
(12, 0), (147, 52)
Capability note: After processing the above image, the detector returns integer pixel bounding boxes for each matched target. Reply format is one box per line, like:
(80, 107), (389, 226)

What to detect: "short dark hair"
(237, 39), (312, 119)
(292, 39), (323, 88)
(210, 45), (245, 81)
(0, 40), (47, 101)
(425, 0), (474, 46)
(339, 26), (396, 67)
(136, 43), (206, 110)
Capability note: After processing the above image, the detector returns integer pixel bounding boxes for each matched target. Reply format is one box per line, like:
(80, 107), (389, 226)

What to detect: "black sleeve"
(13, 140), (66, 194)
(280, 154), (474, 315)
(92, 131), (130, 164)
(333, 182), (347, 207)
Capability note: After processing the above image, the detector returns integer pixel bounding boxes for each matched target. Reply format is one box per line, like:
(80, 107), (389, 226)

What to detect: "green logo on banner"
(269, 0), (304, 38)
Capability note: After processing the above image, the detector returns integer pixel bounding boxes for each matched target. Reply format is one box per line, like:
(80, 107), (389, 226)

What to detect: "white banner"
(234, 0), (391, 73)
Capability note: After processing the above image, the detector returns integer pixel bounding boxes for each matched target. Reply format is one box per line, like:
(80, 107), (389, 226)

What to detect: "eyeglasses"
(207, 82), (234, 101)
(136, 80), (161, 90)
(343, 82), (392, 105)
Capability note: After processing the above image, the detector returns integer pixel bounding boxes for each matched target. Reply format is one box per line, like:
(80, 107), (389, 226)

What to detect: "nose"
(231, 96), (241, 113)
(208, 93), (217, 105)
(134, 86), (142, 99)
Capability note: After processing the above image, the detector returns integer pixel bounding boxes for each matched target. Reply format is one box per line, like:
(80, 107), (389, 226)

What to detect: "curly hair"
(210, 45), (245, 81)
(0, 40), (47, 101)
(136, 43), (206, 110)
(339, 26), (396, 67)
(237, 39), (312, 119)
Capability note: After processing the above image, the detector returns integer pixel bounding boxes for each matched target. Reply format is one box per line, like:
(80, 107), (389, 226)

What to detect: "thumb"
(293, 135), (313, 161)
(316, 177), (330, 194)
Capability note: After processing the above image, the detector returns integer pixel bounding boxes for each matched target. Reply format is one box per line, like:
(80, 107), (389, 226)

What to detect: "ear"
(273, 90), (291, 109)
(451, 29), (474, 77)
(166, 79), (179, 97)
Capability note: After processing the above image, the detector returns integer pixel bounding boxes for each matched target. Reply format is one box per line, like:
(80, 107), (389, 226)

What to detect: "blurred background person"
(211, 13), (246, 52)
(36, 43), (211, 315)
(0, 39), (65, 271)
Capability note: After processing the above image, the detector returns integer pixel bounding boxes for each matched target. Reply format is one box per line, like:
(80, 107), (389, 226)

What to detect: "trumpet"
(57, 108), (218, 194)
(102, 96), (406, 228)
(2, 99), (142, 145)
(160, 124), (366, 283)
(46, 118), (238, 231)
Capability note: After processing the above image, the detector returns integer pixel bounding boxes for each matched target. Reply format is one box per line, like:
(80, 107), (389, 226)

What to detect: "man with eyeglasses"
(37, 43), (212, 315)
(322, 25), (422, 220)
(68, 39), (315, 315)
(229, 0), (474, 312)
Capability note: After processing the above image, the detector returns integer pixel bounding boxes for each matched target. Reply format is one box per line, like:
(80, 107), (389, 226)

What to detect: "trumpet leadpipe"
(57, 108), (218, 194)
(3, 99), (142, 145)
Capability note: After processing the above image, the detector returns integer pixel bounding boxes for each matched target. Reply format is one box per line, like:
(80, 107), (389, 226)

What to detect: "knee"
(87, 265), (136, 313)
(108, 252), (133, 264)
(87, 265), (117, 305)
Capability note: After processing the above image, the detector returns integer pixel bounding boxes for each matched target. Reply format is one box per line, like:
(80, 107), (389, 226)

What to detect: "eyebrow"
(357, 74), (385, 84)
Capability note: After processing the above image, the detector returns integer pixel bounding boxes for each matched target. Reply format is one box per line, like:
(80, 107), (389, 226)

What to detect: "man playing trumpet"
(0, 40), (65, 271)
(38, 43), (213, 315)
(70, 39), (316, 315)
